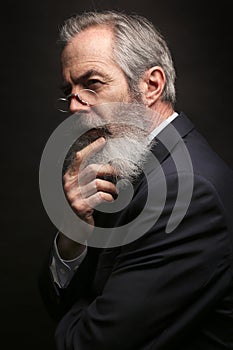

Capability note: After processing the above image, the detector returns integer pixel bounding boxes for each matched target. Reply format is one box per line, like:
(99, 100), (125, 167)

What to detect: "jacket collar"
(150, 111), (195, 164)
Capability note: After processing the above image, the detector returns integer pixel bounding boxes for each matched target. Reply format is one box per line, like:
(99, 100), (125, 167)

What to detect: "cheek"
(107, 81), (131, 103)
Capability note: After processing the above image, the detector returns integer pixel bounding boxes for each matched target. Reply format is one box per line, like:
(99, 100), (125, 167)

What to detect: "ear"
(139, 66), (166, 107)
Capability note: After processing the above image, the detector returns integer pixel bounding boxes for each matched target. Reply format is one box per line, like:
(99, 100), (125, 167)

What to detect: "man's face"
(61, 26), (132, 113)
(61, 26), (154, 182)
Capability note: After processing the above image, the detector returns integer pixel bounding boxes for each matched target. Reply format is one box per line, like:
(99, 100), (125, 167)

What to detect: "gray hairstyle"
(59, 10), (176, 105)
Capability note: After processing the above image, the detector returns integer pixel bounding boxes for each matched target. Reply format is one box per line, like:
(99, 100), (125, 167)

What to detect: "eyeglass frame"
(57, 89), (98, 112)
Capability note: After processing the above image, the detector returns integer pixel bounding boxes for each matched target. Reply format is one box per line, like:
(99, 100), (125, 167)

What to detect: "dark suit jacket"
(39, 112), (233, 350)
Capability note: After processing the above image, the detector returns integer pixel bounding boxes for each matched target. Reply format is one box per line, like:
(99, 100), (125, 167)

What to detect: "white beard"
(63, 102), (160, 183)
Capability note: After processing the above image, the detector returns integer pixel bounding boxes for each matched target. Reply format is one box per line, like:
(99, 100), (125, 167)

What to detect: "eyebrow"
(60, 69), (106, 92)
(77, 69), (106, 81)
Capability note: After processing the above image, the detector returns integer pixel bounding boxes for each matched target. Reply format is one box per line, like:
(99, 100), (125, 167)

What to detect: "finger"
(64, 163), (117, 204)
(79, 178), (118, 198)
(65, 177), (118, 205)
(73, 137), (106, 172)
(63, 170), (78, 185)
(78, 163), (116, 185)
(70, 191), (113, 218)
(70, 198), (94, 218)
(86, 191), (115, 208)
(64, 137), (106, 177)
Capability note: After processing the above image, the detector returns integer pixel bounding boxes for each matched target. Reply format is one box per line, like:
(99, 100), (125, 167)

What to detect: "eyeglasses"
(57, 89), (98, 112)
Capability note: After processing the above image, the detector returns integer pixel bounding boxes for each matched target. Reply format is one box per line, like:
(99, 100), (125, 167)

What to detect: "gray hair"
(59, 10), (176, 105)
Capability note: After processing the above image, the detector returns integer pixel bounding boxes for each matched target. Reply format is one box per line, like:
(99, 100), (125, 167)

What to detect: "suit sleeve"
(38, 243), (101, 321)
(54, 172), (232, 350)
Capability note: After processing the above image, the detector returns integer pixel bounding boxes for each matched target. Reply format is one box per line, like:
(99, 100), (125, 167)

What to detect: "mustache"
(72, 102), (153, 134)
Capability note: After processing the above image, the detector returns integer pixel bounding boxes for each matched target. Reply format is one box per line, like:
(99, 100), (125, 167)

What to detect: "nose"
(69, 95), (90, 114)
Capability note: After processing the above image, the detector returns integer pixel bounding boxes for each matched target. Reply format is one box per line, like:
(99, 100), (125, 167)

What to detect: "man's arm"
(50, 232), (87, 289)
(39, 137), (118, 319)
(38, 239), (101, 320)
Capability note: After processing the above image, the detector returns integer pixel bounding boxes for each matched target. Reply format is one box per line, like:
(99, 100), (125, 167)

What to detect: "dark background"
(1, 0), (232, 349)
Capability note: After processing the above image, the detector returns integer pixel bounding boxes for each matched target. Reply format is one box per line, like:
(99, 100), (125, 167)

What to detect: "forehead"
(61, 26), (115, 67)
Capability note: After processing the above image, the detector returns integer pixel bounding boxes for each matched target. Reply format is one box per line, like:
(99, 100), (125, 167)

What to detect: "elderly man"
(39, 10), (233, 350)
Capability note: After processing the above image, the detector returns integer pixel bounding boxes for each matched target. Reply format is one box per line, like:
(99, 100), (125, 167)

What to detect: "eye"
(86, 79), (103, 89)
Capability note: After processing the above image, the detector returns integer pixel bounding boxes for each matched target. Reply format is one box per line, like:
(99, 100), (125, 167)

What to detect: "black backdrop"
(2, 0), (233, 349)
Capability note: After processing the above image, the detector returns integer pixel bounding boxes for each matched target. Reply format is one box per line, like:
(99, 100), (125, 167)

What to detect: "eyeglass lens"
(57, 89), (98, 112)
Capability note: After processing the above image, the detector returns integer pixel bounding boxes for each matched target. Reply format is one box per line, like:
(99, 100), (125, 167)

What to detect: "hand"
(58, 137), (118, 259)
(63, 137), (118, 227)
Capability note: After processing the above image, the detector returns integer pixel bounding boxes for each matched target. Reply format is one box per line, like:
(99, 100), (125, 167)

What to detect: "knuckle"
(71, 199), (86, 213)
(98, 192), (105, 201)
(63, 182), (71, 192)
(66, 188), (81, 202)
(87, 163), (97, 173)
(66, 192), (75, 202)
(95, 178), (101, 189)
(63, 173), (68, 181)
(98, 191), (110, 201)
(75, 151), (82, 162)
(86, 164), (98, 179)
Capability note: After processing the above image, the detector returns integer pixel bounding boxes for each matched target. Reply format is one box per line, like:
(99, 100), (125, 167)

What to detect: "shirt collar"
(148, 112), (178, 142)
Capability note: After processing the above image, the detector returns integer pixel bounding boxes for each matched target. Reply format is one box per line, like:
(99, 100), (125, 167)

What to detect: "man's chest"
(93, 248), (120, 295)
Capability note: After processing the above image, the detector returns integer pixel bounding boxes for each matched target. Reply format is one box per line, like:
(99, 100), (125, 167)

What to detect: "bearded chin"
(86, 136), (152, 184)
(63, 102), (157, 184)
